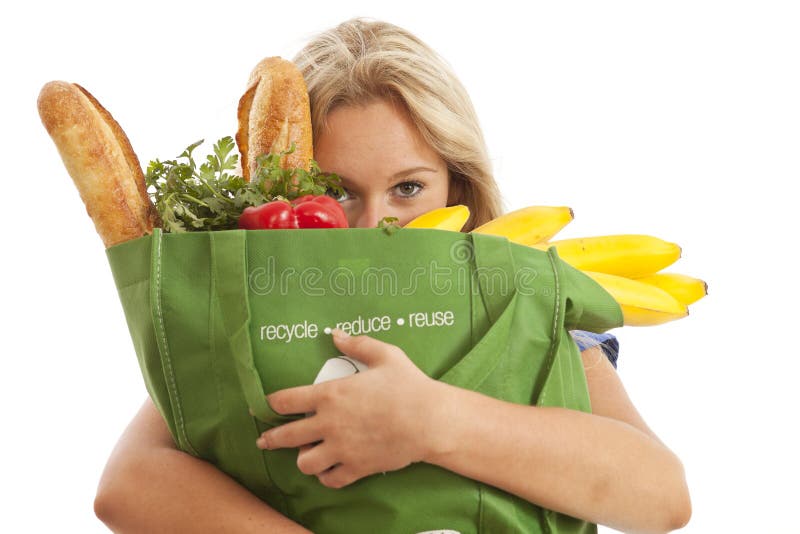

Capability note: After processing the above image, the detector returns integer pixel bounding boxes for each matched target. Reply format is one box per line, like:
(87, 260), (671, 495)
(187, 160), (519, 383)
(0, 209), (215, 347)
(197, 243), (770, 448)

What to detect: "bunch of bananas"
(405, 205), (707, 327)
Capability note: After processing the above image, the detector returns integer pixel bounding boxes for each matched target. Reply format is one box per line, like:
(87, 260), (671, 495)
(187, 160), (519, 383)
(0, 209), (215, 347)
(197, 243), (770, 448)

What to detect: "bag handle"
(469, 232), (517, 323)
(438, 232), (518, 392)
(209, 230), (278, 423)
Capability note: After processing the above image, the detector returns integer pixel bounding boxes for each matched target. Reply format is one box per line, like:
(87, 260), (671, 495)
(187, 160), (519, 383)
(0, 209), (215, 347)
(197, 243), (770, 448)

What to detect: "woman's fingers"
(257, 417), (323, 450)
(316, 463), (361, 489)
(296, 443), (339, 476)
(267, 384), (317, 415)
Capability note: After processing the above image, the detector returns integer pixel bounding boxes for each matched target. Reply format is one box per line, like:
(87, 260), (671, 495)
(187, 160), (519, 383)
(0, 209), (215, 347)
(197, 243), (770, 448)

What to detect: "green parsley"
(377, 216), (401, 235)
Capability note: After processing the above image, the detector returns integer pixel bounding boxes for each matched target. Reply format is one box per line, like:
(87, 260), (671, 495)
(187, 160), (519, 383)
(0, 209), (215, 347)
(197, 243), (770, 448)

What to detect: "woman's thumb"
(330, 328), (393, 367)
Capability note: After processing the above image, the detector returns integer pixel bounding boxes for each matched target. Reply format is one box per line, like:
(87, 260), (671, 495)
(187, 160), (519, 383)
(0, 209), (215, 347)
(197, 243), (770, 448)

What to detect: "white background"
(3, 1), (798, 532)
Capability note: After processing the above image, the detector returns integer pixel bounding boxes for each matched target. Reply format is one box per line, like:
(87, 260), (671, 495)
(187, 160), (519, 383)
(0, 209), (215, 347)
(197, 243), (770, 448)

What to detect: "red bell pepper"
(238, 195), (349, 230)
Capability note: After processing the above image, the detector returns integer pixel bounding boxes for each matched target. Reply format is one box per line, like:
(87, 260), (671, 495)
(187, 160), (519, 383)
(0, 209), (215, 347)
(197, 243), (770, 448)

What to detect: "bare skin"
(314, 98), (451, 228)
(95, 98), (690, 534)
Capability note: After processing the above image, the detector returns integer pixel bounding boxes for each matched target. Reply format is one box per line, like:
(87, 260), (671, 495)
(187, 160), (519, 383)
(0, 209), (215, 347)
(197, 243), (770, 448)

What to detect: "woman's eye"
(394, 181), (423, 198)
(326, 187), (350, 202)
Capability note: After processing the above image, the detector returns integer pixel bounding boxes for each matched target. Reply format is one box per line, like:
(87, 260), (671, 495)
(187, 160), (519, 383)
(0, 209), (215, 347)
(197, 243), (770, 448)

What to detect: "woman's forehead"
(315, 99), (444, 177)
(322, 101), (417, 143)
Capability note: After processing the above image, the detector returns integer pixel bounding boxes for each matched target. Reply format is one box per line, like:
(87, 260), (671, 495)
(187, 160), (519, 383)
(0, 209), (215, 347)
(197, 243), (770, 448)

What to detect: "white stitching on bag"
(542, 248), (562, 406)
(154, 232), (198, 456)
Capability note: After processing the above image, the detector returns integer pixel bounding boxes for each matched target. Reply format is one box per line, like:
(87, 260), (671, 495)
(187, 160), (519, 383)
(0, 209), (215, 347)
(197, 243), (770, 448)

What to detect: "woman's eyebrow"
(332, 166), (439, 188)
(388, 166), (438, 182)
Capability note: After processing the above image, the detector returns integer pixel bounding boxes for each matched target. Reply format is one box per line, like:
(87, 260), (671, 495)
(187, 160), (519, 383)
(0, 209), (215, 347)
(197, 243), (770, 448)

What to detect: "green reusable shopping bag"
(106, 227), (622, 534)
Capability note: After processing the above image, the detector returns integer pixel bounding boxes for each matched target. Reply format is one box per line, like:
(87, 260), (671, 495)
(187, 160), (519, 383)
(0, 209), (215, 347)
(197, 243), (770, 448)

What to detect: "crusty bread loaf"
(236, 57), (313, 179)
(38, 81), (159, 247)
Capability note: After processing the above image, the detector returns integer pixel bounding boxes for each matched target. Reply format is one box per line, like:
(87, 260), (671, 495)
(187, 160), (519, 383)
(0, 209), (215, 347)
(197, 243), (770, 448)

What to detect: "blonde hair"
(293, 18), (504, 231)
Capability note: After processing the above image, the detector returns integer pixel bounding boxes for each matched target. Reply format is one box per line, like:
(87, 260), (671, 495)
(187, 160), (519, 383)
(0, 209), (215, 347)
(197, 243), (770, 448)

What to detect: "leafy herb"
(377, 216), (401, 235)
(145, 137), (343, 232)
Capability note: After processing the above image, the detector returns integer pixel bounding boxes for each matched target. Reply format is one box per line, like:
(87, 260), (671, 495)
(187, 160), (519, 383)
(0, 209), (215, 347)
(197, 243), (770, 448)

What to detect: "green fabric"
(107, 227), (622, 534)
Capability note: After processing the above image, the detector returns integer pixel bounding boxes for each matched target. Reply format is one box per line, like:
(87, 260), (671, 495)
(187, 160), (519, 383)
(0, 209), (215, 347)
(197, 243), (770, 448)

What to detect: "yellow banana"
(584, 271), (689, 326)
(472, 205), (573, 245)
(635, 272), (708, 306)
(545, 234), (681, 278)
(405, 205), (470, 231)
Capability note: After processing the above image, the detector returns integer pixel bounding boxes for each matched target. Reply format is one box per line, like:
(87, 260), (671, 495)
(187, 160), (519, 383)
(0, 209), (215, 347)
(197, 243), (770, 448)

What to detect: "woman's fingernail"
(332, 328), (350, 340)
(256, 436), (268, 449)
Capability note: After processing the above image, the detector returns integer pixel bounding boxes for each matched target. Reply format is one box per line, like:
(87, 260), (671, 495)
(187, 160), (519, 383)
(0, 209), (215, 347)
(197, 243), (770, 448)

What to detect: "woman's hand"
(258, 329), (441, 489)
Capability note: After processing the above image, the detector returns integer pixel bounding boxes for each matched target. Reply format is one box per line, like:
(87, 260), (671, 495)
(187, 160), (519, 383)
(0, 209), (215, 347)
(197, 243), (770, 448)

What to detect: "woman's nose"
(353, 200), (391, 229)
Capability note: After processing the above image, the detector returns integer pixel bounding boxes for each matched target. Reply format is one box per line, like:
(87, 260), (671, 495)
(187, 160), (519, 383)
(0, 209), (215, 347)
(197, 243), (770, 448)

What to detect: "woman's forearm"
(95, 400), (311, 534)
(423, 382), (690, 534)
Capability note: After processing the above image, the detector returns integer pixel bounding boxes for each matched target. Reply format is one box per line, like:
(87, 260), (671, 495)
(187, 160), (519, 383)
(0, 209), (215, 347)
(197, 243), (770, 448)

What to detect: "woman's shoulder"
(569, 330), (620, 368)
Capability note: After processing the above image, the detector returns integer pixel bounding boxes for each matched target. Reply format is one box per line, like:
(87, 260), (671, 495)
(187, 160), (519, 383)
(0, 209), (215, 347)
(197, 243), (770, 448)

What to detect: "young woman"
(94, 18), (691, 534)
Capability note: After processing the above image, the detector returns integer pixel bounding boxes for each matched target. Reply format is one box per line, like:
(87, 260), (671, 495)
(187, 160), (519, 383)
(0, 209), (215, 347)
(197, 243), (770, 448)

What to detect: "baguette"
(38, 81), (159, 247)
(236, 57), (313, 180)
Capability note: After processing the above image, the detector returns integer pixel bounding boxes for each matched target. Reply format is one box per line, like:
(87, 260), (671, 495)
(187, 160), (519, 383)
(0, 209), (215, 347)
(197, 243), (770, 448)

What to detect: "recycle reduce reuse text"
(258, 310), (456, 344)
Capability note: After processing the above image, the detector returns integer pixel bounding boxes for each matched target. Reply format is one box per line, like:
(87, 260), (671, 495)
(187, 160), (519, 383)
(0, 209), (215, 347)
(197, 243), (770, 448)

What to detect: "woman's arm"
(426, 347), (691, 534)
(94, 398), (311, 534)
(262, 331), (691, 534)
(580, 345), (660, 442)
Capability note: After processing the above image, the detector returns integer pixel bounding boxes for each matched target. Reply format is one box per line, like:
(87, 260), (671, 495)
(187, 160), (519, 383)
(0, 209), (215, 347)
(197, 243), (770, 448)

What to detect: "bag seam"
(153, 232), (199, 456)
(541, 248), (562, 408)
